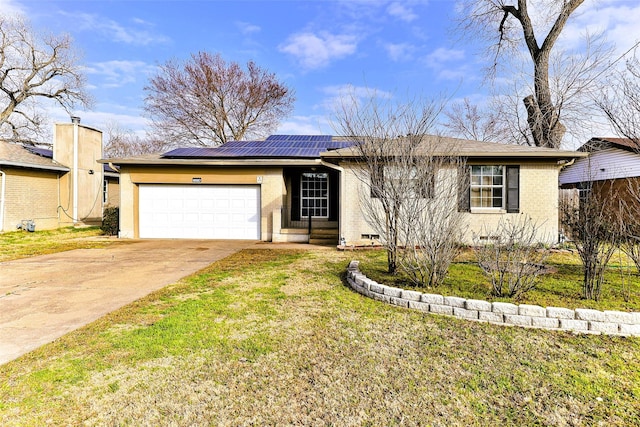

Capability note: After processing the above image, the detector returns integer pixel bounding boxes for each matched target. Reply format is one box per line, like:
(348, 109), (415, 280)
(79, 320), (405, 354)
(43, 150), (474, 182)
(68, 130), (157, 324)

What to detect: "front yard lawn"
(1, 248), (639, 425)
(359, 248), (640, 312)
(0, 227), (119, 262)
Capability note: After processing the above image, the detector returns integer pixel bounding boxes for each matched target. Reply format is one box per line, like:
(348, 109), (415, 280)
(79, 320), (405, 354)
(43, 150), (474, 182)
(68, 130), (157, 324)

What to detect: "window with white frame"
(301, 172), (328, 218)
(465, 165), (519, 212)
(471, 165), (504, 208)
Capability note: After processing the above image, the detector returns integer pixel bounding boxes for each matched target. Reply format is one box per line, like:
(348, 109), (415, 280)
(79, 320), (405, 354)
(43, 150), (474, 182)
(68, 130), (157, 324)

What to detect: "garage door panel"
(139, 184), (260, 239)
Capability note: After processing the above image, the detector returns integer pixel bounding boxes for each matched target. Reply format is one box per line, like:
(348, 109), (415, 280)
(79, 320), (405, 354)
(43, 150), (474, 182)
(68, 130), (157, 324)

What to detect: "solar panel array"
(23, 146), (53, 158)
(162, 135), (355, 159)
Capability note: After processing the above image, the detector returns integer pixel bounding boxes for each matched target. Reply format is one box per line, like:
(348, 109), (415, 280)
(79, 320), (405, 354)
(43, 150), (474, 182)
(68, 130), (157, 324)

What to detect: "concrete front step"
(309, 238), (339, 245)
(310, 228), (339, 237)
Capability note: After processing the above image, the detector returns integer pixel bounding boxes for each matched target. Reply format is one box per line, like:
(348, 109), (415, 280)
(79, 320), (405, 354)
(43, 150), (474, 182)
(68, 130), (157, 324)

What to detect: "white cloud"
(319, 84), (394, 114)
(386, 2), (418, 22)
(423, 47), (470, 81)
(60, 12), (170, 46)
(85, 60), (157, 88)
(562, 1), (640, 56)
(236, 21), (261, 35)
(45, 104), (149, 136)
(0, 0), (25, 16)
(276, 115), (329, 135)
(425, 47), (465, 67)
(384, 42), (415, 62)
(279, 32), (358, 70)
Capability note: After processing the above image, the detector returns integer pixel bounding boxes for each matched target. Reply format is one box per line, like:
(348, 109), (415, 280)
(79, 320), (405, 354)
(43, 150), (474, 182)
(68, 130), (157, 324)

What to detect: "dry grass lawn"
(1, 248), (639, 426)
(0, 227), (120, 262)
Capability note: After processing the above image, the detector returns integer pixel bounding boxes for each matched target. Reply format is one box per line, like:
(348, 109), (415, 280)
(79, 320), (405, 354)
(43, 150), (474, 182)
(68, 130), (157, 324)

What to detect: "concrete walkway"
(0, 239), (254, 365)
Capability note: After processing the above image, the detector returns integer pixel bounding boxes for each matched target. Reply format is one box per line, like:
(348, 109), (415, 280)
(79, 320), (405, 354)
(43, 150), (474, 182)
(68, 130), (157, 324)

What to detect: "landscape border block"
(492, 302), (518, 315)
(346, 262), (640, 337)
(479, 311), (504, 323)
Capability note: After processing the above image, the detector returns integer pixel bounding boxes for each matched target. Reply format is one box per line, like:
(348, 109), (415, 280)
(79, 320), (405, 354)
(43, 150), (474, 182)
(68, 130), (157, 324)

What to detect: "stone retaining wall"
(346, 260), (640, 337)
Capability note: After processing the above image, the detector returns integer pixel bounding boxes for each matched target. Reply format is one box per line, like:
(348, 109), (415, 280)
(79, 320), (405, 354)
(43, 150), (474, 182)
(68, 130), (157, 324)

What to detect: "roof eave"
(101, 158), (324, 167)
(0, 160), (70, 172)
(320, 150), (588, 159)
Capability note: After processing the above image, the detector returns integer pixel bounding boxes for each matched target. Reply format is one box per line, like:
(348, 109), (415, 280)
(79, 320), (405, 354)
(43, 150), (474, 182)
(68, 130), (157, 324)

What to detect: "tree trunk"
(523, 50), (566, 148)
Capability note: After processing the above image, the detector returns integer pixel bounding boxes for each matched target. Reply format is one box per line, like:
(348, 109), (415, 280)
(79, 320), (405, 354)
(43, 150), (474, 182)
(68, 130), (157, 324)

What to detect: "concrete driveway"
(0, 239), (254, 365)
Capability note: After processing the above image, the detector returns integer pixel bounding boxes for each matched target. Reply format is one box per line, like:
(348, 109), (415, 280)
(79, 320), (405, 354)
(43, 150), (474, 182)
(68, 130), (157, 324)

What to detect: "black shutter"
(291, 173), (301, 221)
(328, 171), (339, 221)
(506, 165), (520, 213)
(420, 169), (435, 198)
(457, 164), (470, 212)
(370, 165), (382, 198)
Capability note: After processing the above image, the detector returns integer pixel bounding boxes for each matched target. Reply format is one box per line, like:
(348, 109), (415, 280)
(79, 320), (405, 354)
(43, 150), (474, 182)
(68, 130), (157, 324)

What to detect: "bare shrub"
(615, 178), (640, 274)
(332, 90), (448, 274)
(397, 164), (466, 287)
(332, 90), (466, 284)
(560, 182), (621, 300)
(473, 216), (551, 299)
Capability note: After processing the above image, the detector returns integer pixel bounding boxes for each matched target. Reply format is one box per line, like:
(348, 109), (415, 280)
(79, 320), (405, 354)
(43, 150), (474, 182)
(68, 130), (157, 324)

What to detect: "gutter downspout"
(0, 170), (5, 232)
(72, 116), (80, 222)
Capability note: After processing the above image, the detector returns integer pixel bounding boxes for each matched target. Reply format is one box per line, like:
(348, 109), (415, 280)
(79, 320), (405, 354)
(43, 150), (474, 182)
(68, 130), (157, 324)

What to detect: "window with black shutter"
(464, 164), (520, 212)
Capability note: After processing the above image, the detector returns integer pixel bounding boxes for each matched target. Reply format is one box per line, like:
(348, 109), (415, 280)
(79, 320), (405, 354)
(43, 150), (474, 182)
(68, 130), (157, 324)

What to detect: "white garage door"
(139, 184), (260, 239)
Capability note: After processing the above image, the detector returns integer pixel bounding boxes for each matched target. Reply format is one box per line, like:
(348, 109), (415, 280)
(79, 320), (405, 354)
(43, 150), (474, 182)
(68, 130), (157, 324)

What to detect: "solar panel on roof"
(160, 135), (356, 159)
(23, 146), (53, 158)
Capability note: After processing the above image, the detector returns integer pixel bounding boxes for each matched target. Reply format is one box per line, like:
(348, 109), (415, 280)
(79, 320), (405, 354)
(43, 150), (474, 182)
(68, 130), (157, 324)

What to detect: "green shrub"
(101, 207), (119, 236)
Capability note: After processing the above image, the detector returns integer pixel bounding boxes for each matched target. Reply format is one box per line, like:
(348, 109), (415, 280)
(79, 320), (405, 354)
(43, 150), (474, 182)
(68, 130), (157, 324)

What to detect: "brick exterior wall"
(2, 167), (62, 231)
(464, 162), (559, 244)
(340, 161), (560, 246)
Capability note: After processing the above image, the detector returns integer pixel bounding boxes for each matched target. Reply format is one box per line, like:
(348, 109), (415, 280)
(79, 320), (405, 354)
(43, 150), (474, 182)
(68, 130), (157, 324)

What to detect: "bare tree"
(458, 0), (588, 148)
(597, 54), (640, 145)
(144, 51), (295, 147)
(596, 54), (640, 274)
(333, 91), (465, 284)
(0, 16), (90, 143)
(473, 215), (551, 299)
(443, 97), (507, 142)
(103, 120), (166, 157)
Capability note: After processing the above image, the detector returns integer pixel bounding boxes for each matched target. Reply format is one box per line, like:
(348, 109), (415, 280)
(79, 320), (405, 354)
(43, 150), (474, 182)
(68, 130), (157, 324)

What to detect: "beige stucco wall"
(1, 167), (62, 232)
(117, 166), (284, 240)
(55, 123), (104, 226)
(340, 161), (560, 246)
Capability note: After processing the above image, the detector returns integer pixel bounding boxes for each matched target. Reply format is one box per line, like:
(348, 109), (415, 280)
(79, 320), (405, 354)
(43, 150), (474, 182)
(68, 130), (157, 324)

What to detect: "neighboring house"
(559, 137), (640, 221)
(560, 137), (640, 190)
(107, 134), (584, 245)
(0, 119), (119, 232)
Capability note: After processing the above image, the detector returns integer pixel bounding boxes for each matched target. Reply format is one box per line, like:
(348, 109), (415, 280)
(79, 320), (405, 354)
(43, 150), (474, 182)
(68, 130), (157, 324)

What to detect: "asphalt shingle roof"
(0, 141), (69, 171)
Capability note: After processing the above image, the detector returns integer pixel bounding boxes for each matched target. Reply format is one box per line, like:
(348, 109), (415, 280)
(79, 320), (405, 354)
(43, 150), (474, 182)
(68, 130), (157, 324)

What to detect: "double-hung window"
(460, 165), (519, 212)
(471, 166), (504, 208)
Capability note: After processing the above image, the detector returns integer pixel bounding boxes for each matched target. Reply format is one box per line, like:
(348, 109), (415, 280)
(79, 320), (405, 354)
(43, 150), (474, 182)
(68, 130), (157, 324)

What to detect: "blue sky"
(4, 0), (640, 144)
